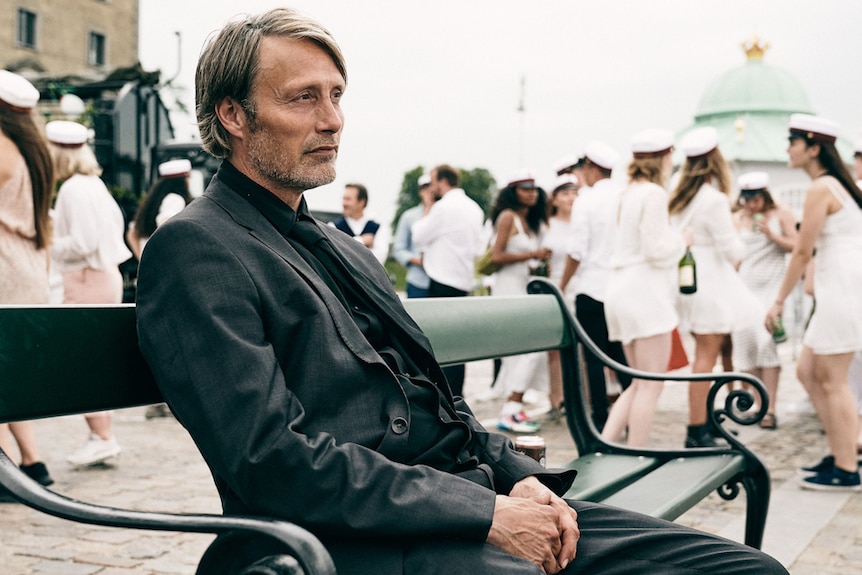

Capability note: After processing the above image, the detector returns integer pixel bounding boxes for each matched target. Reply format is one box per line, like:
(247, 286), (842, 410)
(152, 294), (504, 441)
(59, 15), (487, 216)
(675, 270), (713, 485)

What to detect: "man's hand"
(486, 478), (580, 573)
(510, 477), (579, 572)
(488, 494), (565, 573)
(359, 233), (375, 247)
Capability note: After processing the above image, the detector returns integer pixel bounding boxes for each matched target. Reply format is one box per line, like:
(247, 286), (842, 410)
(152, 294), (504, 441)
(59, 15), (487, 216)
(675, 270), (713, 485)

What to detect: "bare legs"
(547, 350), (564, 411)
(0, 422), (43, 466)
(744, 366), (780, 422)
(601, 332), (670, 446)
(689, 333), (727, 426)
(84, 413), (114, 440)
(796, 346), (858, 472)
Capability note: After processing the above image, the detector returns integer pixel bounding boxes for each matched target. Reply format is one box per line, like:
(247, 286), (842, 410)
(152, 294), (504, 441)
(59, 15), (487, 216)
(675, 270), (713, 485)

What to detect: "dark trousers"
(428, 279), (468, 397)
(402, 500), (787, 575)
(575, 294), (632, 432)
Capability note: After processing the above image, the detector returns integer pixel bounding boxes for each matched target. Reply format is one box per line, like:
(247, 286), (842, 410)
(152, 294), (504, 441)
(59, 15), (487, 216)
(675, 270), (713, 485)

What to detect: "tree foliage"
(391, 165), (498, 229)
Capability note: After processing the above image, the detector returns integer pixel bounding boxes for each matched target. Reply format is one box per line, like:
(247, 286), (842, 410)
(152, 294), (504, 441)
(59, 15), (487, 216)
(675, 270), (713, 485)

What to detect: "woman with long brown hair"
(669, 126), (747, 448)
(766, 114), (862, 491)
(0, 70), (56, 497)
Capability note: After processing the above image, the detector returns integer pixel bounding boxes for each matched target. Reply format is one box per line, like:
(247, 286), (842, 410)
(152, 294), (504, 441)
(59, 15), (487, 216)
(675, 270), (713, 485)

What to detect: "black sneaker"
(685, 424), (720, 448)
(799, 455), (835, 476)
(20, 461), (54, 487)
(799, 465), (861, 492)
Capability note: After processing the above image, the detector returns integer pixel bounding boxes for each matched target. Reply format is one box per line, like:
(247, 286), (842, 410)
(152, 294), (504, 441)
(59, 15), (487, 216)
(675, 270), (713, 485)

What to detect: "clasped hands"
(487, 476), (580, 574)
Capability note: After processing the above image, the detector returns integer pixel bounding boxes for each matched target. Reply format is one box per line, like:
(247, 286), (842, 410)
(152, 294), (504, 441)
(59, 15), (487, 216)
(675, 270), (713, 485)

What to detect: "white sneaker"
(67, 434), (121, 467)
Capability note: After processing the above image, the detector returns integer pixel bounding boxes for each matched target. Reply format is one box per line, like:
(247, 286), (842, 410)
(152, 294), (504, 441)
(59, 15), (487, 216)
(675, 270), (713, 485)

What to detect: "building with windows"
(2, 0), (138, 79)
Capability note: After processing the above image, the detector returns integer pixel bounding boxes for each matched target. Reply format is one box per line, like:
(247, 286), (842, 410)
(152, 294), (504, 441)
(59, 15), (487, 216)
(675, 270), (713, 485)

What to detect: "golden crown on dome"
(742, 34), (770, 61)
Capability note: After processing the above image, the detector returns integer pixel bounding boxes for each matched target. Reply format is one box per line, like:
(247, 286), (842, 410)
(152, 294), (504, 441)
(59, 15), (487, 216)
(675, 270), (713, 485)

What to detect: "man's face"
(428, 169), (443, 200)
(342, 186), (364, 218)
(582, 162), (600, 187)
(243, 37), (345, 194)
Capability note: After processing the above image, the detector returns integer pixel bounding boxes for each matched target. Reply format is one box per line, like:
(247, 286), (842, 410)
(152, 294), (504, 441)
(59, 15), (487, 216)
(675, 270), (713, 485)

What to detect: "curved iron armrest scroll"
(527, 278), (769, 455)
(0, 449), (336, 575)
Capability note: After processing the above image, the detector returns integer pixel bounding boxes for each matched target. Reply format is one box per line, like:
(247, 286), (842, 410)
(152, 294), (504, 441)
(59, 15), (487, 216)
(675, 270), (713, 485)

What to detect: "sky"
(138, 0), (862, 226)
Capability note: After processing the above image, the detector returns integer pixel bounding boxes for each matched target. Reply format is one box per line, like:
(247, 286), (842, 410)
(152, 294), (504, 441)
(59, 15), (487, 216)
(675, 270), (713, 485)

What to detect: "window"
(88, 32), (106, 66)
(17, 9), (37, 49)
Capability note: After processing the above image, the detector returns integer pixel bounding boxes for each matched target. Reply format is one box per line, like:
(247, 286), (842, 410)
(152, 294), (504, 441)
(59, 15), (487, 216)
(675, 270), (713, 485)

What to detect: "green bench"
(0, 279), (770, 574)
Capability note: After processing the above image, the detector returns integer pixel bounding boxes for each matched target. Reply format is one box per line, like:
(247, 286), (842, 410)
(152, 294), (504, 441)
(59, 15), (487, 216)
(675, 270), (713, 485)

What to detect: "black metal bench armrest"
(0, 449), (335, 575)
(527, 279), (770, 453)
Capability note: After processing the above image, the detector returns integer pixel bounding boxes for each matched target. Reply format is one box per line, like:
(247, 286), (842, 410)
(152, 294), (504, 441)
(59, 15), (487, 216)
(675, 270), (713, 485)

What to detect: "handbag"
(667, 327), (689, 371)
(475, 247), (501, 276)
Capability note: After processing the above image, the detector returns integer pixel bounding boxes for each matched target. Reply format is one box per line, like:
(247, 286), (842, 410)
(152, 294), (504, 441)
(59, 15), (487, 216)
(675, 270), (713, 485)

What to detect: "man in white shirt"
(392, 174), (435, 298)
(412, 164), (484, 395)
(331, 183), (390, 264)
(559, 142), (631, 432)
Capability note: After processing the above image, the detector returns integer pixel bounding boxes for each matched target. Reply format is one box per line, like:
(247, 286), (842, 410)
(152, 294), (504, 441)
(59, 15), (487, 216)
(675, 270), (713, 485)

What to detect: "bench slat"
(600, 454), (747, 520)
(0, 305), (160, 422)
(562, 453), (661, 501)
(404, 295), (568, 366)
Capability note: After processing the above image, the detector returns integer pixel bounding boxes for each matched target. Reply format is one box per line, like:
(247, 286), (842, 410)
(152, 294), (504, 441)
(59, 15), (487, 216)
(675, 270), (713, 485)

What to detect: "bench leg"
(740, 471), (770, 549)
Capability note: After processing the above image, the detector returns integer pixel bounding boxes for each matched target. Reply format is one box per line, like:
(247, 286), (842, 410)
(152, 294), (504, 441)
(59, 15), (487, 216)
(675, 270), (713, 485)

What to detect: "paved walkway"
(1, 343), (860, 574)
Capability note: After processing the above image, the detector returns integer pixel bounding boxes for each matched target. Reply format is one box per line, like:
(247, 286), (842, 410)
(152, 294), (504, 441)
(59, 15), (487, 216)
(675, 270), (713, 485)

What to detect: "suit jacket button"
(391, 417), (408, 434)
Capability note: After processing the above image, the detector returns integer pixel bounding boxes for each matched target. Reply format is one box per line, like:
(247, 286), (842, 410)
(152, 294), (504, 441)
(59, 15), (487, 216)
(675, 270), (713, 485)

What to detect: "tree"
(391, 166), (498, 230)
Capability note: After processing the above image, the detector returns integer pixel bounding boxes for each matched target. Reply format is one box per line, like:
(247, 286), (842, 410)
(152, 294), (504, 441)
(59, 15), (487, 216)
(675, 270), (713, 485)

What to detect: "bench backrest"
(0, 293), (572, 423)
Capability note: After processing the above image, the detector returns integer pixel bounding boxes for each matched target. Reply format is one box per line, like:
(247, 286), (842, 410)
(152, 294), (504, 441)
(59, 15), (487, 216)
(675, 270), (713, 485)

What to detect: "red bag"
(667, 327), (689, 371)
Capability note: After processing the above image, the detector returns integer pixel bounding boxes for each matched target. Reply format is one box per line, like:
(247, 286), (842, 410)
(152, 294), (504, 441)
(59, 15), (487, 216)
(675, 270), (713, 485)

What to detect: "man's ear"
(215, 97), (246, 139)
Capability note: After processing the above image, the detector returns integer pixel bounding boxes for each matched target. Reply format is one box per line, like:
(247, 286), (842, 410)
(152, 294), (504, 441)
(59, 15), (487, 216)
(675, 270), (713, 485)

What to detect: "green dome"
(695, 59), (813, 120)
(676, 40), (824, 164)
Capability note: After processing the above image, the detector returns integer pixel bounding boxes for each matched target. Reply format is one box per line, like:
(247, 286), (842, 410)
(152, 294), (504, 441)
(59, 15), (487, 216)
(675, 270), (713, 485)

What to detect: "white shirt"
(330, 214), (390, 264)
(412, 188), (484, 293)
(51, 174), (132, 272)
(566, 178), (623, 301)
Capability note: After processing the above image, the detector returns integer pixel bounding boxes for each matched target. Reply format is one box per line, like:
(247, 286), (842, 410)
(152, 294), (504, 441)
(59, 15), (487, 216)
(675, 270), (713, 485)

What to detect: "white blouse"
(51, 174), (131, 272)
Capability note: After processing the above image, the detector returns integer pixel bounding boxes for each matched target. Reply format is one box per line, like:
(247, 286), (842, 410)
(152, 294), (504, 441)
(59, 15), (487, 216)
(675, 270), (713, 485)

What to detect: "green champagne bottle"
(678, 248), (697, 294)
(533, 259), (550, 278)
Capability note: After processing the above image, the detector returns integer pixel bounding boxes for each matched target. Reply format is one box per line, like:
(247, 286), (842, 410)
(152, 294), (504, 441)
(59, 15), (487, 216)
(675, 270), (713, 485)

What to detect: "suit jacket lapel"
(206, 185), (383, 365)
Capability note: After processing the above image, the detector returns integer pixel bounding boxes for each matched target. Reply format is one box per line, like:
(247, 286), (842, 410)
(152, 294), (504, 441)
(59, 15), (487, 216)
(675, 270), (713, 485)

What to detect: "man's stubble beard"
(247, 118), (337, 192)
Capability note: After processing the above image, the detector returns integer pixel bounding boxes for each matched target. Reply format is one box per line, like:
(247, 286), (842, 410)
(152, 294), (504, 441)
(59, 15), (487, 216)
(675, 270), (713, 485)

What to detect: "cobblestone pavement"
(2, 344), (861, 574)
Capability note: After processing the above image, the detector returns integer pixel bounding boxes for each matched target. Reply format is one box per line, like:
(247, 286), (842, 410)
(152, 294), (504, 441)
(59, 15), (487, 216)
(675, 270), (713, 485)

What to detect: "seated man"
(135, 8), (787, 575)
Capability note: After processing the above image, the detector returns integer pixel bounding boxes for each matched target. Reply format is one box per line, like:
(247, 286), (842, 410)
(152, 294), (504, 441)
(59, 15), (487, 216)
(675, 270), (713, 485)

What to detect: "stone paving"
(1, 343), (861, 574)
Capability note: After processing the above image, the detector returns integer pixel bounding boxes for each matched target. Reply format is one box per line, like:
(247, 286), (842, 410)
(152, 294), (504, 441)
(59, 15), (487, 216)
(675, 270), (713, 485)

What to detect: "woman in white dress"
(602, 129), (686, 446)
(669, 127), (746, 448)
(541, 174), (580, 418)
(766, 114), (862, 490)
(47, 121), (132, 468)
(489, 171), (552, 433)
(732, 172), (797, 430)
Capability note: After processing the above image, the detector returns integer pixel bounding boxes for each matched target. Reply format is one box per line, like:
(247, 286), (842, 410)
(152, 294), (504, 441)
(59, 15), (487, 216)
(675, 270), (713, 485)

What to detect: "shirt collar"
(216, 160), (313, 235)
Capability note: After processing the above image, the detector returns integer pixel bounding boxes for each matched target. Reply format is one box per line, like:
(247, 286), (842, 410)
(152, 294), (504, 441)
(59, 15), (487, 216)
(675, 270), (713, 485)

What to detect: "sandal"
(759, 413), (777, 430)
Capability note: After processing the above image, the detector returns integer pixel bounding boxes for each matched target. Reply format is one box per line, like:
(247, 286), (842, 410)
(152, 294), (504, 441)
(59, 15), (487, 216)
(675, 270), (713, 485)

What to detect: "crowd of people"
(0, 6), (856, 571)
(395, 115), (862, 493)
(0, 71), (197, 501)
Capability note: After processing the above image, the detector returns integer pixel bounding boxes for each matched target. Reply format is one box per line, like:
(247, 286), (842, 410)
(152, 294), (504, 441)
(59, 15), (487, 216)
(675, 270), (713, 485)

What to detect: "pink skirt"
(62, 267), (123, 304)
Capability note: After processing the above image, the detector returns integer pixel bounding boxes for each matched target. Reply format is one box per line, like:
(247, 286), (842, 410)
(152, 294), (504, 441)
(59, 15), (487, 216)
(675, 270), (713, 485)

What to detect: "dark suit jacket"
(136, 171), (574, 574)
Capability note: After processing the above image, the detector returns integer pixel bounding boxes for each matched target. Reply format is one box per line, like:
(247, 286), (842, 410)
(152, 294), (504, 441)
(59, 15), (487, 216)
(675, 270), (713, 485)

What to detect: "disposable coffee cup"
(515, 435), (546, 468)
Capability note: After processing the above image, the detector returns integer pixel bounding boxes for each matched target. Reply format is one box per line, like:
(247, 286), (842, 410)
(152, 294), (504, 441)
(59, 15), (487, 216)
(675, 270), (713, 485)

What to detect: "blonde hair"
(49, 142), (102, 182)
(669, 148), (732, 215)
(627, 155), (666, 186)
(196, 8), (347, 159)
